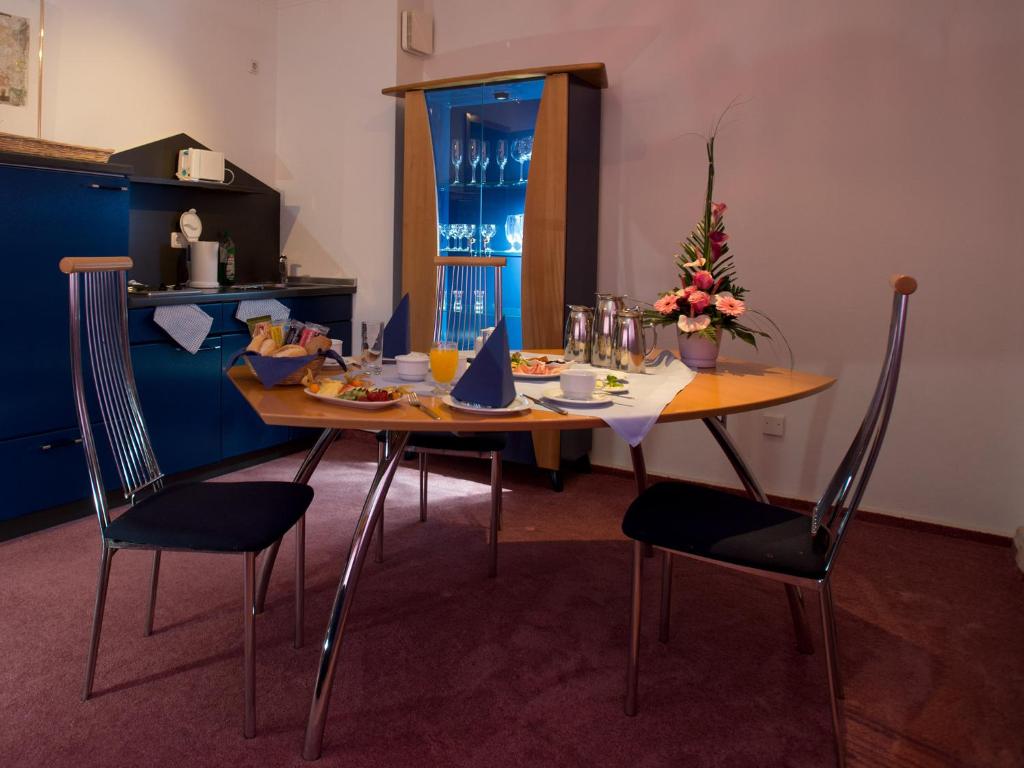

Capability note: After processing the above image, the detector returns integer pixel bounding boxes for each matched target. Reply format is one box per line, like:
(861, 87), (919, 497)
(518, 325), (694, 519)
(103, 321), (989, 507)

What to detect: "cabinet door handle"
(88, 182), (129, 192)
(40, 437), (83, 451)
(175, 345), (222, 352)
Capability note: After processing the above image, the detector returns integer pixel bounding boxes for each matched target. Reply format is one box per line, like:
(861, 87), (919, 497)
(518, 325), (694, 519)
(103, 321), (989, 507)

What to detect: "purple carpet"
(1, 436), (1021, 767)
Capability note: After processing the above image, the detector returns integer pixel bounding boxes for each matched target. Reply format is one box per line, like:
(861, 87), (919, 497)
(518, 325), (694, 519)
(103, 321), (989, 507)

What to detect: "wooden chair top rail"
(890, 274), (918, 295)
(59, 257), (134, 274)
(433, 256), (508, 267)
(383, 63), (607, 97)
(228, 355), (835, 433)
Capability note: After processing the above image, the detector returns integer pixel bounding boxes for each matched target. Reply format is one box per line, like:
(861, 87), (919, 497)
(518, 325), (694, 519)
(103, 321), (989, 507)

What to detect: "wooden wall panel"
(521, 73), (568, 350)
(401, 90), (439, 353)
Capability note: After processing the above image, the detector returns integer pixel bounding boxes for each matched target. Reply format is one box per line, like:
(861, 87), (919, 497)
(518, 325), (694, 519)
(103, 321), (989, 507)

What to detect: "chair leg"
(818, 587), (846, 768)
(375, 440), (386, 563)
(294, 516), (305, 649)
(488, 451), (502, 578)
(82, 544), (115, 701)
(418, 452), (429, 522)
(823, 581), (844, 699)
(243, 552), (256, 738)
(658, 550), (673, 644)
(143, 550), (161, 637)
(785, 584), (815, 654)
(625, 540), (644, 716)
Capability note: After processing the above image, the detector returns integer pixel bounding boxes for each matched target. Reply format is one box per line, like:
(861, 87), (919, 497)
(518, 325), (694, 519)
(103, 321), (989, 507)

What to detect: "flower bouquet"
(645, 132), (770, 367)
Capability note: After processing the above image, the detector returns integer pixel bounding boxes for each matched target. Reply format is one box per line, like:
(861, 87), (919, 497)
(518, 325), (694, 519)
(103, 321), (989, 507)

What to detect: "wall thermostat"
(401, 10), (434, 56)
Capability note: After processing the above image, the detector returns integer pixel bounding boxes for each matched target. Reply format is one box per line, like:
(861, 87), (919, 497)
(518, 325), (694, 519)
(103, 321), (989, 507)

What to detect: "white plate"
(442, 394), (531, 415)
(322, 359), (342, 368)
(304, 388), (402, 409)
(541, 387), (613, 407)
(595, 377), (630, 394)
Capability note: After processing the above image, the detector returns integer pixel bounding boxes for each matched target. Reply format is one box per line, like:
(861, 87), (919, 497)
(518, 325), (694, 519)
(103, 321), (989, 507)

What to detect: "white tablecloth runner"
(512, 360), (696, 446)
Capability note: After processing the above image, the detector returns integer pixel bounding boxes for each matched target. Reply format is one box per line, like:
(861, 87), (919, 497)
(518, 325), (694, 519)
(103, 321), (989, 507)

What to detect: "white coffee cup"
(560, 369), (596, 399)
(329, 338), (344, 357)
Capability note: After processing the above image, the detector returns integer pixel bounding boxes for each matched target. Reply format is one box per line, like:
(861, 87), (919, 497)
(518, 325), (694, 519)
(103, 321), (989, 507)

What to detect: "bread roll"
(272, 344), (308, 358)
(246, 333), (267, 353)
(258, 338), (279, 356)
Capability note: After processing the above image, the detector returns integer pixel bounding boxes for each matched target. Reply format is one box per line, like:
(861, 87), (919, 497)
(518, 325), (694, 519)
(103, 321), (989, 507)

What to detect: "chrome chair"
(62, 257), (313, 738)
(621, 275), (917, 768)
(375, 256), (507, 577)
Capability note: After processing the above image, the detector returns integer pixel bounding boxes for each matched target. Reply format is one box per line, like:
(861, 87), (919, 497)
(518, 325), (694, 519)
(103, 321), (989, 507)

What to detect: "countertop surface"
(127, 279), (356, 308)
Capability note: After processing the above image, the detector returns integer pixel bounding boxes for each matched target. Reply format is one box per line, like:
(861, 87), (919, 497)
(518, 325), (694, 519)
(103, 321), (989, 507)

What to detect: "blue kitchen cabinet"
(130, 339), (223, 475)
(0, 165), (129, 441)
(220, 332), (292, 458)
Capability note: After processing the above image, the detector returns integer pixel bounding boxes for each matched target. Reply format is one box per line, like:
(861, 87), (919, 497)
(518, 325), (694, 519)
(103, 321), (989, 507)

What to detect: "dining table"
(227, 352), (835, 760)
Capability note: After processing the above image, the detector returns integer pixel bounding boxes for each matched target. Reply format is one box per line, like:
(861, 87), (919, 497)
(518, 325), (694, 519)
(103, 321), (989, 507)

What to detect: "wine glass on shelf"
(466, 224), (477, 255)
(513, 214), (524, 250)
(511, 139), (526, 185)
(451, 138), (463, 186)
(495, 139), (508, 186)
(438, 223), (448, 252)
(468, 139), (480, 185)
(505, 214), (523, 252)
(480, 223), (496, 254)
(480, 141), (490, 185)
(449, 223), (461, 251)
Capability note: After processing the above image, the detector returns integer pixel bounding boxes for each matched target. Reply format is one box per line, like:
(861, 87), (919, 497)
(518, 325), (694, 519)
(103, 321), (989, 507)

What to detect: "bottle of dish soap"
(218, 232), (236, 286)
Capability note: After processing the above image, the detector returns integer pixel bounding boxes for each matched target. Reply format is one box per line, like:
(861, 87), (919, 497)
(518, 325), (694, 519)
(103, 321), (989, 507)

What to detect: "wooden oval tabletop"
(227, 352), (835, 433)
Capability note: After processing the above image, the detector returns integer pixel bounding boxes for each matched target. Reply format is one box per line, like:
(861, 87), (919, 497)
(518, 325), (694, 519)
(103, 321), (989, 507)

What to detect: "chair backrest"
(433, 256), (506, 351)
(814, 274), (917, 571)
(61, 257), (163, 532)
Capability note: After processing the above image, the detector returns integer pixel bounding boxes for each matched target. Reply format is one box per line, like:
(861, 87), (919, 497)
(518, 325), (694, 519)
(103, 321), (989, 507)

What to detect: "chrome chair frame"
(624, 276), (915, 768)
(63, 257), (307, 738)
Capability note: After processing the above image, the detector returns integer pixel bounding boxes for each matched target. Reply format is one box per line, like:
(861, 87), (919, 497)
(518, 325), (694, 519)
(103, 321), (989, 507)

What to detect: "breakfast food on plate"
(595, 374), (628, 390)
(509, 351), (567, 376)
(305, 372), (403, 402)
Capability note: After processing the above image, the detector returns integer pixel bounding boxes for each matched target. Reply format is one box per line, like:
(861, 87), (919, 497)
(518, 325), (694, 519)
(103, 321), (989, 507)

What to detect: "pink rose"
(709, 230), (729, 259)
(677, 284), (696, 298)
(692, 270), (714, 290)
(711, 202), (728, 220)
(715, 293), (746, 317)
(687, 290), (711, 314)
(654, 293), (681, 316)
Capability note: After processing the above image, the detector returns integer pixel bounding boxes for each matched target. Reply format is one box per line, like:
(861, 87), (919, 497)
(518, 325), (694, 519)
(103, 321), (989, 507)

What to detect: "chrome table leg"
(489, 451), (502, 578)
(625, 539), (644, 716)
(658, 549), (673, 644)
(374, 434), (389, 564)
(702, 417), (814, 654)
(144, 550), (161, 636)
(255, 429), (340, 614)
(243, 551), (256, 738)
(295, 515), (305, 649)
(629, 443), (655, 558)
(302, 431), (410, 761)
(419, 452), (429, 522)
(83, 543), (116, 700)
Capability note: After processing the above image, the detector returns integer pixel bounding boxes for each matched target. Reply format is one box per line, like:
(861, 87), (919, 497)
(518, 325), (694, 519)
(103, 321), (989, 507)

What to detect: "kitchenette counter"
(126, 277), (357, 308)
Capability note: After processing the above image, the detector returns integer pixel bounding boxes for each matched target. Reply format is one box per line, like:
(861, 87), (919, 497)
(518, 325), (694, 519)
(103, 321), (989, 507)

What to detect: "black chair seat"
(375, 430), (506, 454)
(622, 482), (832, 579)
(104, 481), (314, 553)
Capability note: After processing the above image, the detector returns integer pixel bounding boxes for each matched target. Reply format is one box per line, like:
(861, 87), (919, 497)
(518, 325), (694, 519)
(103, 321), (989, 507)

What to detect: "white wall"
(275, 0), (411, 329)
(414, 0), (1024, 536)
(40, 0), (278, 180)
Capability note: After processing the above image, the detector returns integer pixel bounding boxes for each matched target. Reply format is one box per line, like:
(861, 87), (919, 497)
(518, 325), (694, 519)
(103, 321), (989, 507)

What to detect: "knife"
(523, 394), (568, 415)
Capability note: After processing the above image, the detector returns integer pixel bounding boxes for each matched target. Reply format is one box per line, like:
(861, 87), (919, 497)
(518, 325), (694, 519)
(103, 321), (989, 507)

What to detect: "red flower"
(687, 290), (711, 314)
(692, 270), (714, 290)
(711, 202), (728, 220)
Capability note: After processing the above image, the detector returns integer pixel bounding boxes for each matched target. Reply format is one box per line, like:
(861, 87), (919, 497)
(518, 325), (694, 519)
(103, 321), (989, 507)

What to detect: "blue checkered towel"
(153, 304), (214, 354)
(235, 299), (291, 323)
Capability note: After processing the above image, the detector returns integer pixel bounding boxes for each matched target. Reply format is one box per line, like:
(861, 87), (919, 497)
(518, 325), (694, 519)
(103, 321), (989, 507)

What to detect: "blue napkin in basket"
(382, 293), (411, 358)
(450, 318), (516, 408)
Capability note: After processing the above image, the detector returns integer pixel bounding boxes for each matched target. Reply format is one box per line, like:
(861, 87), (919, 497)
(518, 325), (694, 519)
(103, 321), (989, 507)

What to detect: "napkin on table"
(153, 304), (214, 354)
(451, 318), (516, 408)
(382, 293), (411, 358)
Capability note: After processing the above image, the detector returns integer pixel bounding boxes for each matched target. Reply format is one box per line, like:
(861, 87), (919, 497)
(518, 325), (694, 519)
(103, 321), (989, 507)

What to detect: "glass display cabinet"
(385, 63), (607, 477)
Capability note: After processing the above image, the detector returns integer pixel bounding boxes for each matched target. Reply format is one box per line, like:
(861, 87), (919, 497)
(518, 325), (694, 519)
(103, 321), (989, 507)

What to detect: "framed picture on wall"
(0, 0), (43, 138)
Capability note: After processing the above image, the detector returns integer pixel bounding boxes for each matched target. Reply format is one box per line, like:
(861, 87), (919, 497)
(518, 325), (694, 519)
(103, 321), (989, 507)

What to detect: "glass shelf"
(438, 249), (523, 258)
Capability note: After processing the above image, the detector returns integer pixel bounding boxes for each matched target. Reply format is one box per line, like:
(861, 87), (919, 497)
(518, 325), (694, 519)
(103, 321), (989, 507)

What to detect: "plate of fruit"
(303, 375), (405, 409)
(510, 352), (571, 380)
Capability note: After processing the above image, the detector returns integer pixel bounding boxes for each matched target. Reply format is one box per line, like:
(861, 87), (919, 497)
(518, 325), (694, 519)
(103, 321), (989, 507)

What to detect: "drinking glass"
(479, 141), (490, 185)
(465, 224), (477, 255)
(468, 139), (480, 184)
(495, 139), (508, 186)
(504, 215), (518, 251)
(430, 341), (459, 395)
(451, 138), (463, 186)
(511, 139), (526, 185)
(480, 223), (496, 254)
(360, 321), (384, 375)
(513, 214), (524, 250)
(455, 223), (467, 251)
(438, 223), (448, 252)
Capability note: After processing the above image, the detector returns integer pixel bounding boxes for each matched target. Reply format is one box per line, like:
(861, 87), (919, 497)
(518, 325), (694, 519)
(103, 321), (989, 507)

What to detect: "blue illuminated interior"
(426, 78), (544, 350)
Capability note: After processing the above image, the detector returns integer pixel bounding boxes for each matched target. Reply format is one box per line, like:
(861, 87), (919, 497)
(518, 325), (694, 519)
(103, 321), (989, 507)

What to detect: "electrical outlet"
(249, 59), (259, 75)
(170, 232), (187, 249)
(762, 414), (786, 437)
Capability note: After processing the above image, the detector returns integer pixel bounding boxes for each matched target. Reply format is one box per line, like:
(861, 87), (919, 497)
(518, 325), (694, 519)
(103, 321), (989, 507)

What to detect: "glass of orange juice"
(430, 341), (459, 394)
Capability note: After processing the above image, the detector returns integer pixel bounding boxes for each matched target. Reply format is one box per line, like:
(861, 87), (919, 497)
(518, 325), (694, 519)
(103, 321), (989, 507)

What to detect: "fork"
(408, 391), (441, 420)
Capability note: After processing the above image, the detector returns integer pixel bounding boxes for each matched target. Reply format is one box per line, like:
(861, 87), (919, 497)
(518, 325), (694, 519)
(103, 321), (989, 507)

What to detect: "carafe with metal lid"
(564, 305), (593, 363)
(612, 306), (649, 374)
(592, 293), (625, 368)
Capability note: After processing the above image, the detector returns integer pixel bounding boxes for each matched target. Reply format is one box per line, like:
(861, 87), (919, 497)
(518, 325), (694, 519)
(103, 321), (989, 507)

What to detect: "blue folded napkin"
(450, 318), (516, 408)
(382, 293), (411, 358)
